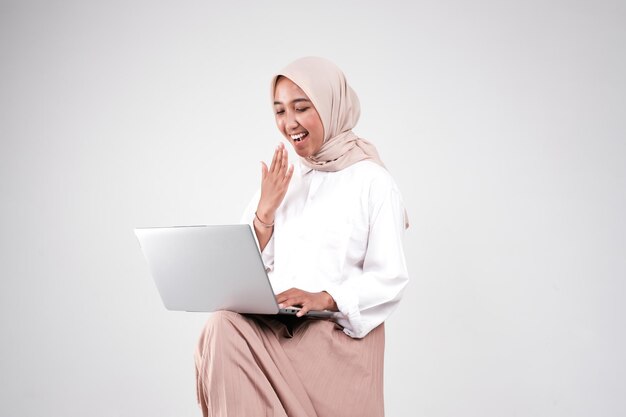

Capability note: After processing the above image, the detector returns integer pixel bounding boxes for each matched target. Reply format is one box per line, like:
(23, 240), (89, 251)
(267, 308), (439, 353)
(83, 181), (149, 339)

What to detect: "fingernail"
(278, 303), (284, 308)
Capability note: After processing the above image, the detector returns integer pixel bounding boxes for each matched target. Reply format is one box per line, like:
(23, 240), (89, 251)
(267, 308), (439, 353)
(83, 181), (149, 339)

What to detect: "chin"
(288, 144), (308, 158)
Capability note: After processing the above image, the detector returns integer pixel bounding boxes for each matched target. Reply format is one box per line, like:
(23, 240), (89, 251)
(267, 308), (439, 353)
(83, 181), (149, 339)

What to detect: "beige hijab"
(270, 56), (384, 172)
(271, 57), (409, 228)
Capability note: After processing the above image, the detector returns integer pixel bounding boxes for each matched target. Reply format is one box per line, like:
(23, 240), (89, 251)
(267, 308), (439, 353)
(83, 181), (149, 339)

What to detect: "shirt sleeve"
(324, 178), (409, 338)
(240, 189), (275, 272)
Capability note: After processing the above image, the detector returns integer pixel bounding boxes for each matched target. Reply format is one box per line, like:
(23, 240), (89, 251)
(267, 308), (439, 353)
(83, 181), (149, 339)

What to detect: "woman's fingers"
(273, 145), (286, 176)
(280, 145), (288, 172)
(283, 164), (294, 184)
(295, 305), (310, 317)
(258, 144), (291, 216)
(276, 288), (300, 306)
(269, 146), (280, 173)
(268, 144), (291, 180)
(276, 288), (328, 317)
(276, 291), (293, 306)
(269, 144), (289, 175)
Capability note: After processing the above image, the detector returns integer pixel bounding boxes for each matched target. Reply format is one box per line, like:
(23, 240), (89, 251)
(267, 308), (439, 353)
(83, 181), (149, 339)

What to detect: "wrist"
(255, 205), (275, 225)
(254, 211), (274, 228)
(322, 291), (338, 311)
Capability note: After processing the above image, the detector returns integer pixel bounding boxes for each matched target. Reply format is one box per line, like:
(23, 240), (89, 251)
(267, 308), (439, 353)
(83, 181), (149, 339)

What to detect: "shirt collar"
(298, 160), (314, 176)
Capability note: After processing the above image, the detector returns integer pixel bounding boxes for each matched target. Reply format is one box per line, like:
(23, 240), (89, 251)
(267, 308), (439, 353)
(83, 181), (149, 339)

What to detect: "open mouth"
(290, 132), (308, 142)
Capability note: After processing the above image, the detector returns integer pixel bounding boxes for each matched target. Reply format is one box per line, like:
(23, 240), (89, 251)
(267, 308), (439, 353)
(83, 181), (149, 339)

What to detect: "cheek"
(303, 114), (323, 134)
(312, 121), (325, 143)
(275, 118), (286, 133)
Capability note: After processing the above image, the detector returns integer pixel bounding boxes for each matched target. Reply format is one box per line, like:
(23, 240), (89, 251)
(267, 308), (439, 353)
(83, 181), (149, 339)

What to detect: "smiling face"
(273, 77), (325, 158)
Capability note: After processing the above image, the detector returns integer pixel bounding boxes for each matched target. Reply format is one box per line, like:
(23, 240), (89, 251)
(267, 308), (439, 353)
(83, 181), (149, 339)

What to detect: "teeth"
(291, 132), (307, 141)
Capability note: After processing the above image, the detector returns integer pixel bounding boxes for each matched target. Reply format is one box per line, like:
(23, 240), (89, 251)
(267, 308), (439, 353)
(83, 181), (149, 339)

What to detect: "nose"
(285, 110), (299, 131)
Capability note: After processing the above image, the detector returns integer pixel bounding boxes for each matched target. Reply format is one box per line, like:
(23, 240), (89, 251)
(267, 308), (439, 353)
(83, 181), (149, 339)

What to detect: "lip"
(290, 132), (309, 145)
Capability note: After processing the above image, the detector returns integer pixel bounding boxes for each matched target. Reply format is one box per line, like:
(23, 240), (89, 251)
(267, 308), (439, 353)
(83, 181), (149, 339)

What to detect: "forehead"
(273, 77), (310, 103)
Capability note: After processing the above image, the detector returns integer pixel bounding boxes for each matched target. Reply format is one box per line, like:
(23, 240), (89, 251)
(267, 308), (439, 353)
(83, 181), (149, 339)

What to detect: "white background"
(1, 0), (625, 416)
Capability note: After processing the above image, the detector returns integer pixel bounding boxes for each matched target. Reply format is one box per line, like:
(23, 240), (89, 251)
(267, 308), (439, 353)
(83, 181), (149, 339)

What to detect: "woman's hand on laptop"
(276, 288), (338, 317)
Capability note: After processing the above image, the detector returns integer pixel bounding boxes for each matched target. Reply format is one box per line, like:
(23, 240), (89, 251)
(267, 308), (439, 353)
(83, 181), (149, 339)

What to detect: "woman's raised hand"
(257, 143), (294, 223)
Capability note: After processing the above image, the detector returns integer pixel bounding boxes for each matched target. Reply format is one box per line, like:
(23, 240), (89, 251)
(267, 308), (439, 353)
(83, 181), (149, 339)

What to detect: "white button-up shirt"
(241, 160), (409, 338)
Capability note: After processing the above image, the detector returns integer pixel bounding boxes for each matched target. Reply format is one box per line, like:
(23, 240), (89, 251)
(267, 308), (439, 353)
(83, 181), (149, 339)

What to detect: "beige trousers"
(194, 311), (385, 417)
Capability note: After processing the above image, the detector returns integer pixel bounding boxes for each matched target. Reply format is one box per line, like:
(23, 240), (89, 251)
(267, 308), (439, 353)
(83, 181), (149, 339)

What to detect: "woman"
(195, 57), (409, 417)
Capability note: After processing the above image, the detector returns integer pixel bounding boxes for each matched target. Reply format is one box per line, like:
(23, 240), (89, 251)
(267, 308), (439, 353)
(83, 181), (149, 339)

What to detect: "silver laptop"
(135, 225), (333, 318)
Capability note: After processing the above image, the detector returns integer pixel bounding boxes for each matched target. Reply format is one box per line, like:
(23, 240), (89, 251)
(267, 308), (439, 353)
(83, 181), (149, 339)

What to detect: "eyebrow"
(273, 98), (311, 105)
